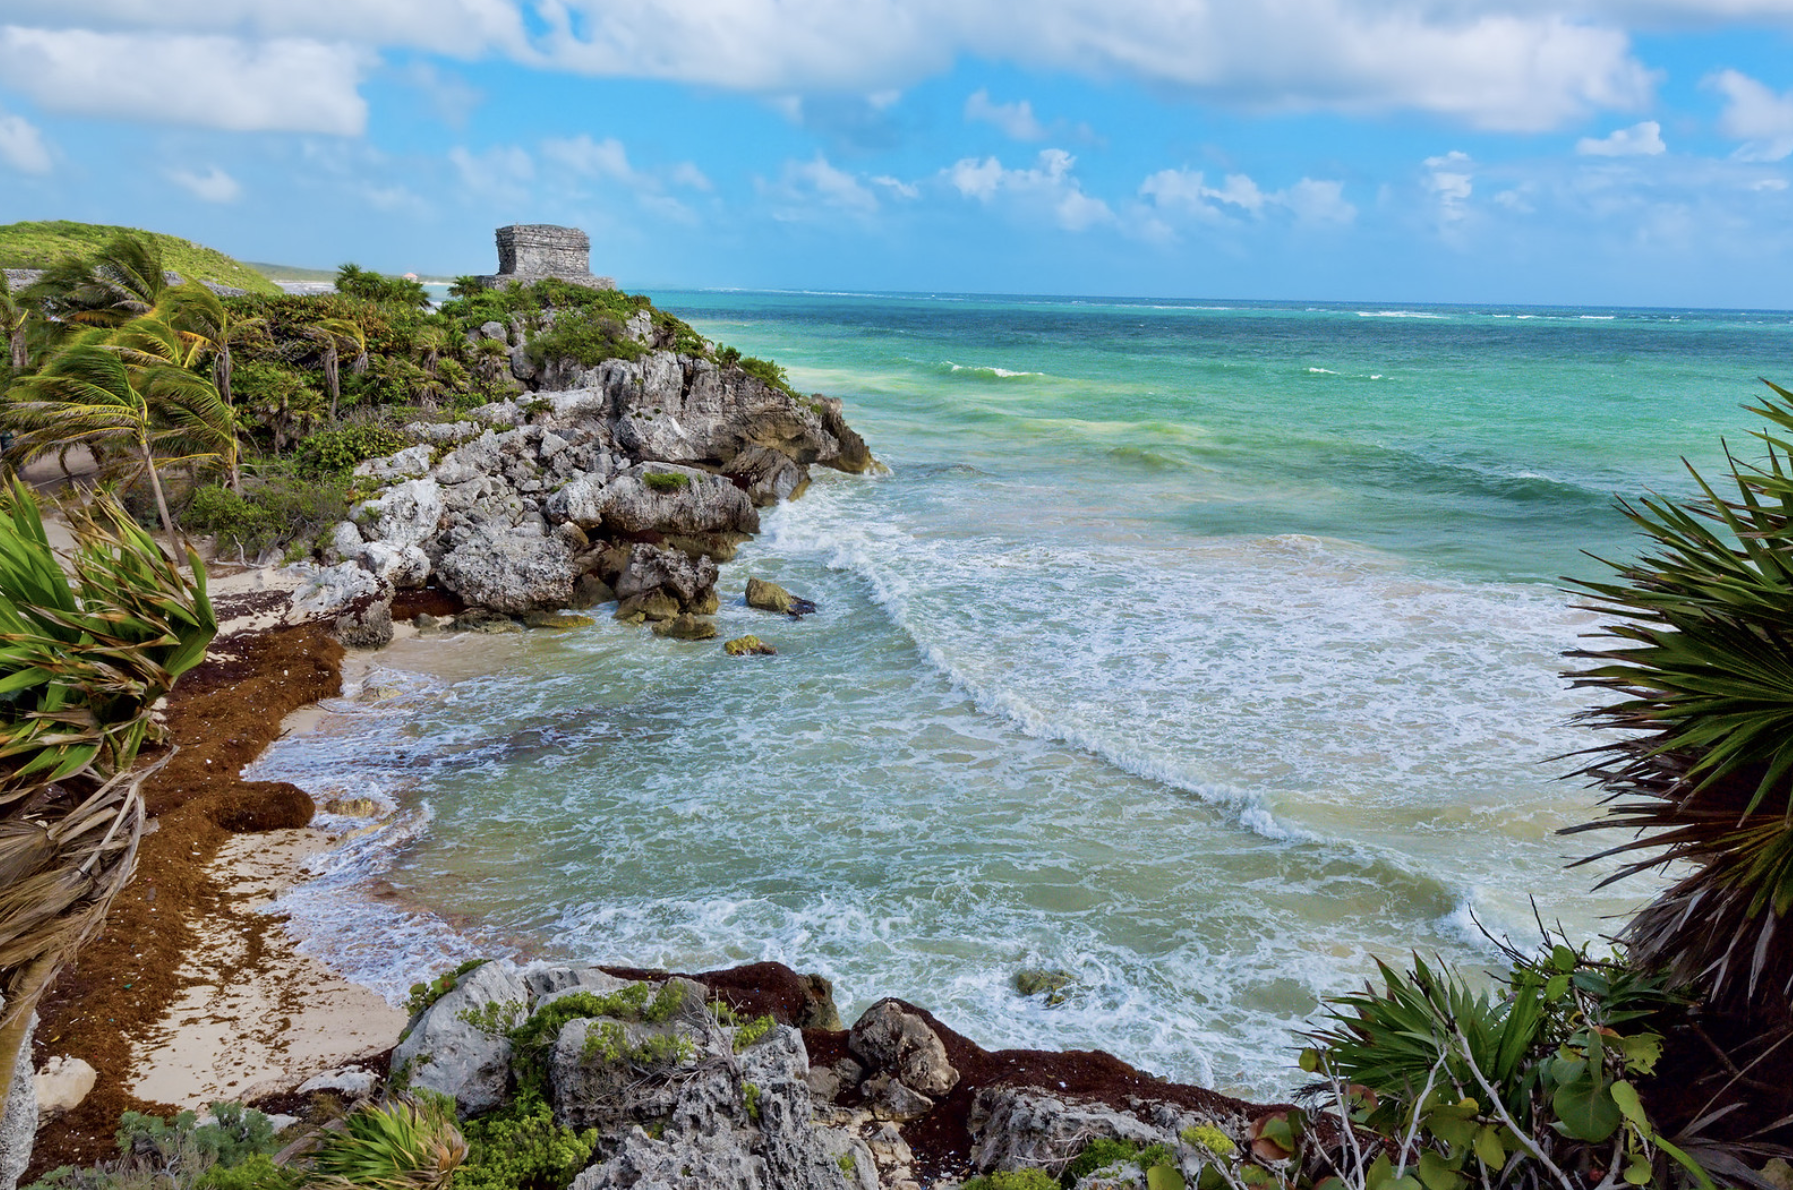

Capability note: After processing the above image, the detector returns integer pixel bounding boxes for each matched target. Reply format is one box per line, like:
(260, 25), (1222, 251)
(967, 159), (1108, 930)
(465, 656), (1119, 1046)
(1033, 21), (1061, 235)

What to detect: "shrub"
(453, 1089), (598, 1190)
(1300, 943), (1714, 1190)
(641, 472), (689, 493)
(293, 424), (407, 477)
(962, 1171), (1059, 1190)
(181, 476), (350, 562)
(29, 1104), (288, 1190)
(335, 263), (431, 312)
(524, 308), (645, 368)
(404, 959), (490, 1018)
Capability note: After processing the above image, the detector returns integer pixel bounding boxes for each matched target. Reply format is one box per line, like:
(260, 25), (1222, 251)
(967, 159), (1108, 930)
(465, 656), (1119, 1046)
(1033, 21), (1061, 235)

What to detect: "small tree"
(303, 316), (368, 422)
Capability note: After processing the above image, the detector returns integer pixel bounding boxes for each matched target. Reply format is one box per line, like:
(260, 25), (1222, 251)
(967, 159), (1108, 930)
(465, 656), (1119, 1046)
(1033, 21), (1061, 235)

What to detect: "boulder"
(389, 961), (529, 1117)
(613, 590), (680, 623)
(33, 1056), (95, 1124)
(354, 443), (433, 483)
(544, 473), (609, 528)
(862, 1072), (933, 1122)
(745, 578), (817, 618)
(291, 562), (395, 648)
(569, 574), (615, 609)
(614, 544), (718, 609)
(521, 963), (632, 1001)
(360, 542), (430, 589)
(326, 520), (365, 564)
(1014, 968), (1074, 1006)
(297, 1066), (378, 1098)
(651, 614), (716, 641)
(548, 978), (721, 1132)
(723, 444), (810, 507)
(436, 529), (577, 614)
(966, 1087), (1170, 1175)
(847, 1000), (958, 1098)
(724, 635), (776, 656)
(355, 478), (443, 551)
(523, 611), (594, 629)
(569, 1022), (852, 1190)
(593, 464), (759, 538)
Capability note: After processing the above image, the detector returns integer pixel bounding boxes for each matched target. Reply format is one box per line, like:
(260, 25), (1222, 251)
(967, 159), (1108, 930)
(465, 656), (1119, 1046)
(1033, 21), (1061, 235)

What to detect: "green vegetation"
(181, 476), (351, 563)
(0, 482), (215, 1105)
(405, 959), (491, 1018)
(579, 1020), (695, 1068)
(742, 1082), (761, 1122)
(293, 424), (407, 477)
(27, 1103), (287, 1190)
(309, 1096), (466, 1190)
(731, 1013), (774, 1052)
(642, 471), (690, 493)
(0, 221), (280, 295)
(453, 1089), (598, 1190)
(962, 1170), (1061, 1190)
(1565, 378), (1793, 1017)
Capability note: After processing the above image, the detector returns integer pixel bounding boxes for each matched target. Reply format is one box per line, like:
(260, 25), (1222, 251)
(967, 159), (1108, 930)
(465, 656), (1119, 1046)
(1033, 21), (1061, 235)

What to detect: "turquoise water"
(253, 295), (1792, 1097)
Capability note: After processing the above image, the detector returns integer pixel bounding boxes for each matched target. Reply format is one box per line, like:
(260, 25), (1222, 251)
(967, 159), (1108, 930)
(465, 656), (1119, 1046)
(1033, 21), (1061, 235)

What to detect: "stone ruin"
(475, 224), (614, 291)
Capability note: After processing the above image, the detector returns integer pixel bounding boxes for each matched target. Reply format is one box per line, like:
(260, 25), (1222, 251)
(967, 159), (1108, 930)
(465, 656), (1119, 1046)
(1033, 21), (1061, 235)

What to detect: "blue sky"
(8, 3), (1793, 306)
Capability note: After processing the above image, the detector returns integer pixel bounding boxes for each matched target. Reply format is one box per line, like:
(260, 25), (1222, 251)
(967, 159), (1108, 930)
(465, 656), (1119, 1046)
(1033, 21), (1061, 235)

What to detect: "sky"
(8, 3), (1793, 305)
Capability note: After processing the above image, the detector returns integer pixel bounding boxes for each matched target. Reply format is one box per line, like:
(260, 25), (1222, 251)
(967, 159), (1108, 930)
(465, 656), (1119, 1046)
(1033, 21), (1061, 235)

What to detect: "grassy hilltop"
(0, 219), (281, 295)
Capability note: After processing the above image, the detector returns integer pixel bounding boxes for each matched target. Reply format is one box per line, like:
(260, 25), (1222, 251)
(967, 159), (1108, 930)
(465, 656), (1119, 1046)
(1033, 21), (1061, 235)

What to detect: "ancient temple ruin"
(475, 224), (614, 290)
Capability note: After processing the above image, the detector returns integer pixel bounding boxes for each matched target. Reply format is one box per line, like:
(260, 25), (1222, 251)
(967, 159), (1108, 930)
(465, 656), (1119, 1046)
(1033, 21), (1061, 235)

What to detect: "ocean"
(249, 293), (1792, 1098)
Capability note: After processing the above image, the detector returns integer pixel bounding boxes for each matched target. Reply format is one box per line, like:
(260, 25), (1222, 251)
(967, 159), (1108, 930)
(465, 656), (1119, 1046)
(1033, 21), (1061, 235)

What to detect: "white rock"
(297, 1066), (378, 1098)
(33, 1056), (95, 1124)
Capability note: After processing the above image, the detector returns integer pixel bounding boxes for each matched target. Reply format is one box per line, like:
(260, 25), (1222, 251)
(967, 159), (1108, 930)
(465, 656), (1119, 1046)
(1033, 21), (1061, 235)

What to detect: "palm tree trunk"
(324, 345), (340, 422)
(139, 439), (176, 547)
(8, 329), (23, 371)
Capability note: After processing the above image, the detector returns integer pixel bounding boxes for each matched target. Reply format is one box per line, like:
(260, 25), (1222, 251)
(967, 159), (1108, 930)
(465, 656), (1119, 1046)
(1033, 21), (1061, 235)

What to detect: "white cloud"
(540, 134), (712, 197)
(763, 154), (884, 218)
(965, 89), (1045, 140)
(1425, 150), (1475, 222)
(1576, 119), (1666, 156)
(449, 143), (535, 205)
(0, 26), (368, 134)
(1139, 168), (1354, 226)
(166, 165), (242, 202)
(11, 0), (1657, 132)
(946, 148), (1113, 231)
(1710, 69), (1793, 161)
(0, 109), (51, 174)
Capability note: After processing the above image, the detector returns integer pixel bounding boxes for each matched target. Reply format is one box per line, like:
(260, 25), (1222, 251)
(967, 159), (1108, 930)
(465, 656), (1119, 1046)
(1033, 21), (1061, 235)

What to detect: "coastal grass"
(0, 222), (280, 295)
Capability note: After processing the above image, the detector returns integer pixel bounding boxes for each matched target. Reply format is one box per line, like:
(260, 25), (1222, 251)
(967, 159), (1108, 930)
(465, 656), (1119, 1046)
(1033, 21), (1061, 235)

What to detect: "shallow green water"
(254, 294), (1790, 1095)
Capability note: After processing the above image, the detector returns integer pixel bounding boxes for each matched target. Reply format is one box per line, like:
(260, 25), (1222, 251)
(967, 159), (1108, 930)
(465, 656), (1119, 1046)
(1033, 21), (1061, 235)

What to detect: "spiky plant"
(308, 1098), (466, 1190)
(1565, 379), (1793, 1018)
(0, 478), (215, 1103)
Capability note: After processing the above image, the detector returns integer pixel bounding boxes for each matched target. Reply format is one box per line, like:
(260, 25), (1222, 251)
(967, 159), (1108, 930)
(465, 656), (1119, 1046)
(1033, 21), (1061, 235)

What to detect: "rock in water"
(1014, 968), (1074, 1006)
(745, 577), (818, 617)
(651, 614), (717, 641)
(523, 611), (595, 629)
(724, 635), (776, 656)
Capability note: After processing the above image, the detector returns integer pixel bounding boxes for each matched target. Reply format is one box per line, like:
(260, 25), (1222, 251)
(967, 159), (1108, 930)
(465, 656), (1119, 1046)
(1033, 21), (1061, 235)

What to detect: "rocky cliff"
(305, 336), (875, 644)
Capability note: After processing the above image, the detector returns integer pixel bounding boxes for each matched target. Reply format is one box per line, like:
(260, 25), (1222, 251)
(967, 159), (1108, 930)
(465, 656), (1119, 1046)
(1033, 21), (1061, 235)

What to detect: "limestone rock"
(389, 961), (528, 1117)
(0, 1013), (35, 1190)
(651, 614), (716, 641)
(724, 635), (776, 656)
(354, 443), (432, 483)
(798, 974), (845, 1031)
(360, 542), (430, 589)
(615, 544), (718, 609)
(291, 562), (395, 647)
(595, 463), (759, 538)
(862, 1073), (933, 1122)
(1014, 968), (1074, 1006)
(523, 610), (594, 629)
(723, 444), (809, 507)
(521, 963), (632, 1001)
(570, 574), (615, 609)
(33, 1056), (95, 1124)
(355, 478), (443, 551)
(297, 1066), (378, 1098)
(966, 1087), (1169, 1175)
(436, 529), (577, 614)
(327, 520), (365, 564)
(548, 978), (720, 1132)
(847, 1000), (958, 1098)
(745, 577), (817, 618)
(614, 590), (680, 623)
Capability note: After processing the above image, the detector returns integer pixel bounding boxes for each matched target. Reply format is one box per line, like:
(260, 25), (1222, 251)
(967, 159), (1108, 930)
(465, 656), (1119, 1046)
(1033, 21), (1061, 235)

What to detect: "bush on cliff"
(182, 474), (351, 562)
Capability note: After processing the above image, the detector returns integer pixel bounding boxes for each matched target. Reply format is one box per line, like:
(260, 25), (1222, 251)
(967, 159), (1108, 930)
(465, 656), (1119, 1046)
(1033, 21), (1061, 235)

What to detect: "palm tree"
(1566, 378), (1793, 1019)
(0, 479), (215, 1108)
(26, 233), (170, 330)
(2, 344), (227, 543)
(152, 286), (258, 491)
(0, 273), (32, 371)
(303, 317), (367, 422)
(107, 316), (245, 493)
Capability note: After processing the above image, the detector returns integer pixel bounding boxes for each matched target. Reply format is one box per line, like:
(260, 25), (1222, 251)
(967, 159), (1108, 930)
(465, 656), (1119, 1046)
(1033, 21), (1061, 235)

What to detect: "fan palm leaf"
(1566, 378), (1793, 1016)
